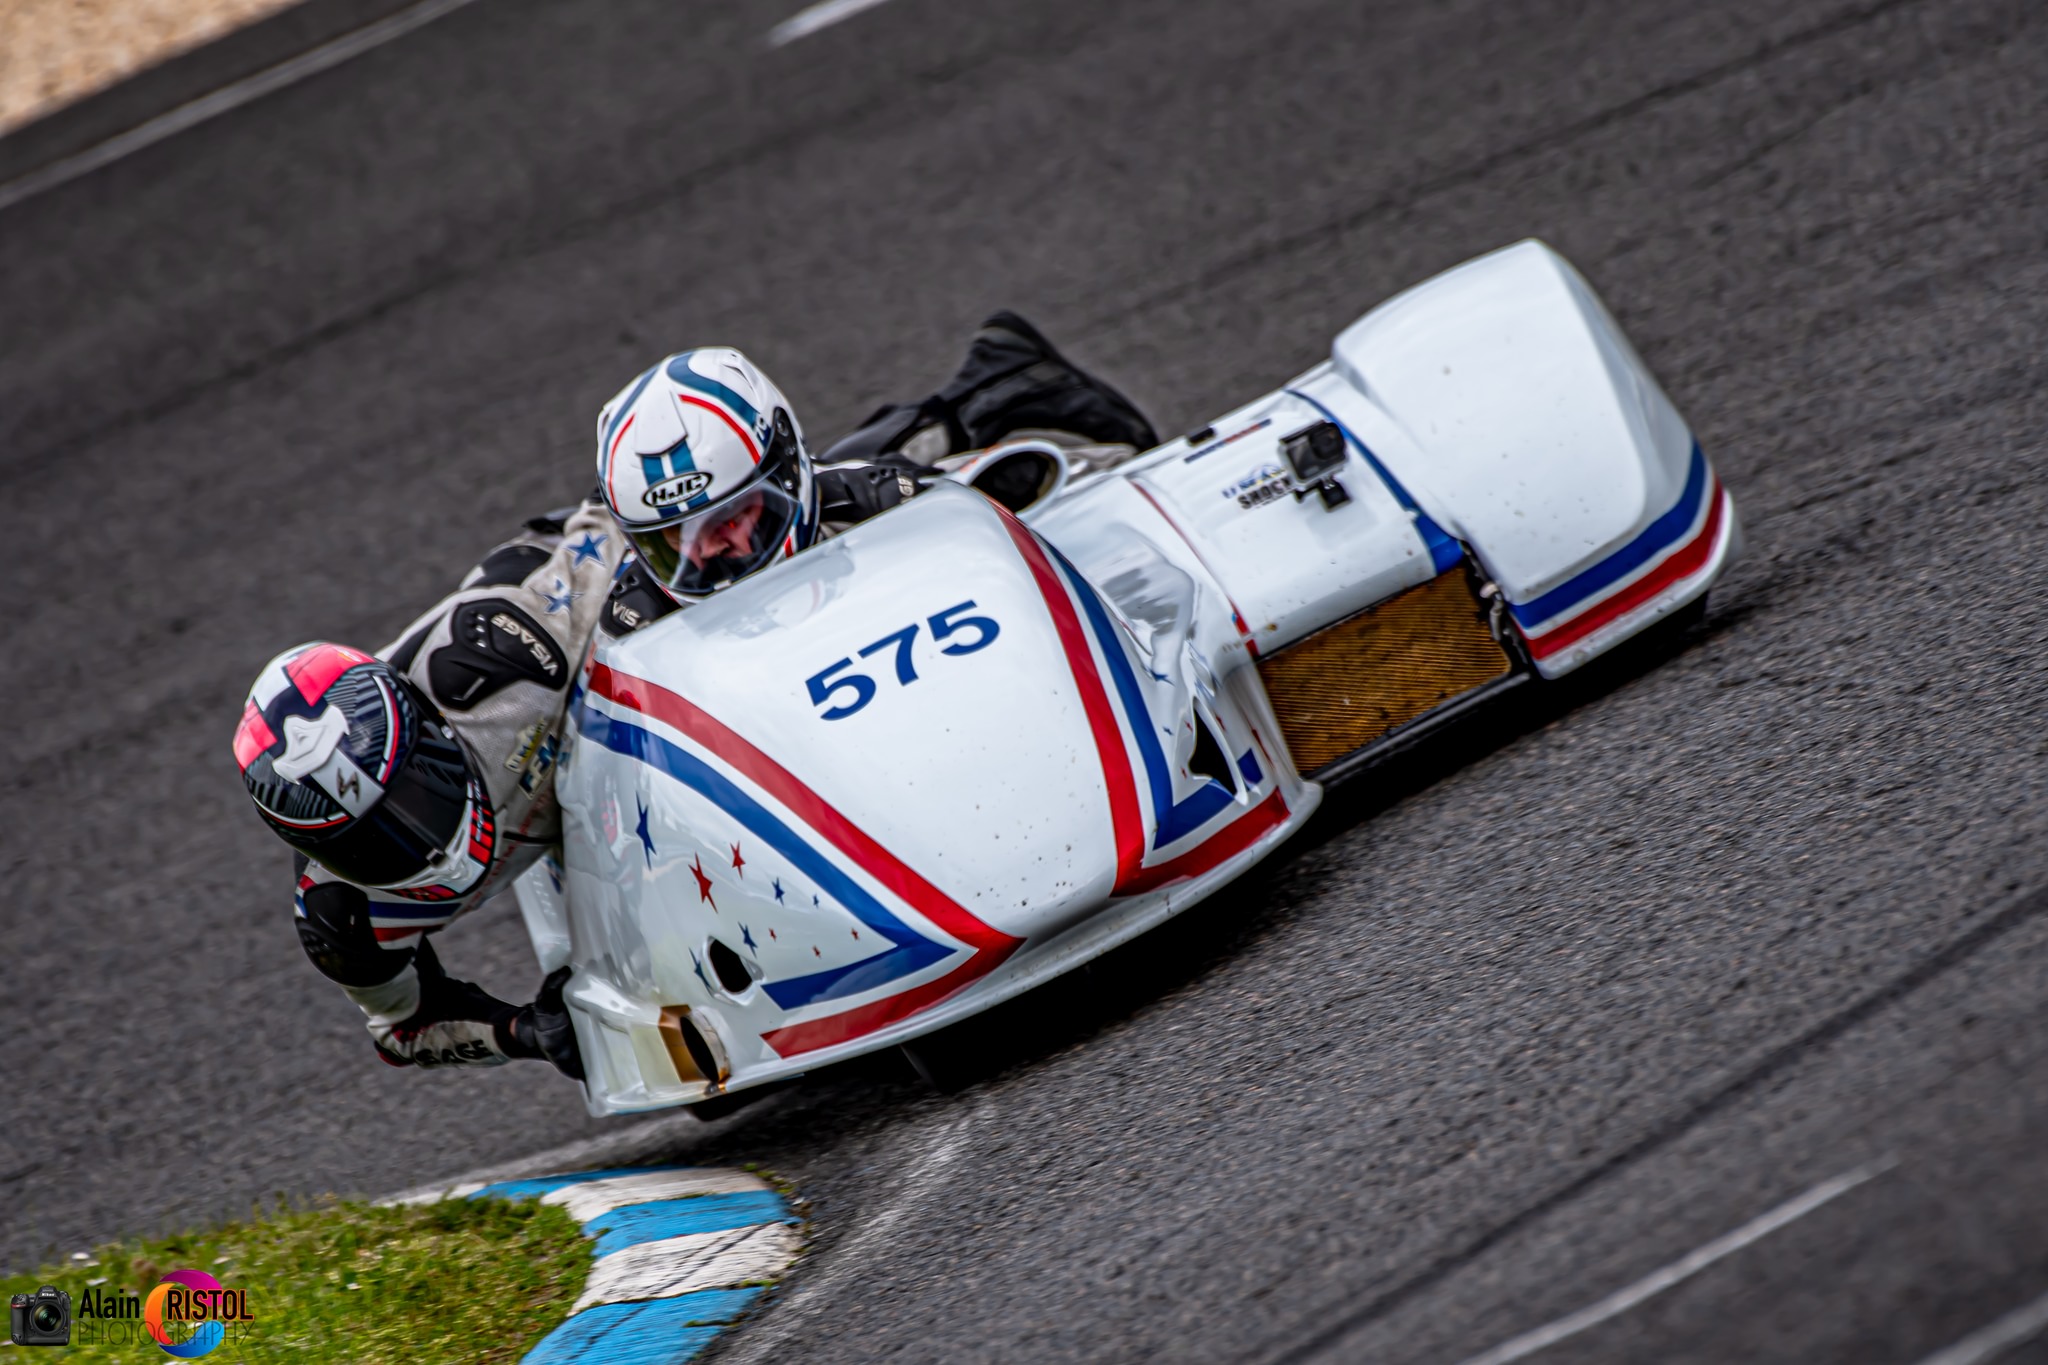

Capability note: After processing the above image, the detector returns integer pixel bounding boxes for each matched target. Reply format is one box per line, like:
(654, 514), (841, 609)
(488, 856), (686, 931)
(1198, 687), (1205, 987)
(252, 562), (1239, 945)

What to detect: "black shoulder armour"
(428, 599), (568, 709)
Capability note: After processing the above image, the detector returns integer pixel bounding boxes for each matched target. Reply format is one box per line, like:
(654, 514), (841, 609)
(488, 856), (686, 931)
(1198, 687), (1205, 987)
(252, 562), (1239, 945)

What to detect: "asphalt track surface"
(3, 0), (2045, 1359)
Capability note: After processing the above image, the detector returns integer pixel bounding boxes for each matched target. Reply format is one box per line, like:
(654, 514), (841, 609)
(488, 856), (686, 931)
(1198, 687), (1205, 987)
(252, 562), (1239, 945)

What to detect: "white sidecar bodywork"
(526, 240), (1740, 1112)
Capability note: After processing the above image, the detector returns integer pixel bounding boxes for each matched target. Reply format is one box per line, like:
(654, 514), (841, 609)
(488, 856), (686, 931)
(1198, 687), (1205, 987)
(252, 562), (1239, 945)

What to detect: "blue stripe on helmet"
(665, 355), (763, 435)
(602, 363), (662, 464)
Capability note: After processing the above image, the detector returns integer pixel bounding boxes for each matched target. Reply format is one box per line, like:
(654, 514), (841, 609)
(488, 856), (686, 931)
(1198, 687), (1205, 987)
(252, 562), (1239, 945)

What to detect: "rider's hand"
(815, 463), (933, 524)
(367, 937), (522, 1070)
(506, 967), (585, 1081)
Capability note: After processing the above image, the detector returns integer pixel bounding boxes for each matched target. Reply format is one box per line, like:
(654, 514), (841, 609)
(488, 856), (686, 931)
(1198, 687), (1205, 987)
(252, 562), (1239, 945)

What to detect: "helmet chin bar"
(363, 773), (490, 896)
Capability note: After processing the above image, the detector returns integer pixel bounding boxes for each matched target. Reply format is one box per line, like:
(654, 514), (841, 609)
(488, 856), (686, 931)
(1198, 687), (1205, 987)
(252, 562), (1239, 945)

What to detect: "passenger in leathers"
(240, 313), (1155, 1081)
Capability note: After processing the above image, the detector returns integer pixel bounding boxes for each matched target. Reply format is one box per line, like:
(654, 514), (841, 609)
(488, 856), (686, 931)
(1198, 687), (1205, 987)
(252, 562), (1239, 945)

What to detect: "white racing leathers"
(292, 499), (626, 1070)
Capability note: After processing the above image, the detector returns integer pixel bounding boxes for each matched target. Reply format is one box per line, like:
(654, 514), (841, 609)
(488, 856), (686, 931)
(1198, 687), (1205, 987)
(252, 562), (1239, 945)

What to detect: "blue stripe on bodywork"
(1508, 441), (1708, 631)
(1048, 549), (1240, 849)
(1286, 389), (1463, 575)
(665, 357), (763, 435)
(578, 702), (954, 1008)
(522, 1289), (764, 1365)
(583, 1191), (798, 1257)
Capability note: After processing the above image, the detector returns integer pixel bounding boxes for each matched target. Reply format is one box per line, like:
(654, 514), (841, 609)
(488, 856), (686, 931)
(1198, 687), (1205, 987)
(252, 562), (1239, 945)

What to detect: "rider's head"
(595, 348), (817, 604)
(234, 643), (494, 896)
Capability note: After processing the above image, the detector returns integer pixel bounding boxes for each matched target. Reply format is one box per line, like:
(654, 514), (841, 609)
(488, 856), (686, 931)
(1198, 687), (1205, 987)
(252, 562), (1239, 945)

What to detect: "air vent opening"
(678, 1015), (717, 1078)
(708, 938), (753, 995)
(1189, 708), (1235, 791)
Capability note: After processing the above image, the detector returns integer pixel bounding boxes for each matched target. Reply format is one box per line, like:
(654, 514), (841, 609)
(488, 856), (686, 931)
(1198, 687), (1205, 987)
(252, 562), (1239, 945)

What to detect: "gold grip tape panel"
(1255, 570), (1511, 772)
(659, 1005), (714, 1084)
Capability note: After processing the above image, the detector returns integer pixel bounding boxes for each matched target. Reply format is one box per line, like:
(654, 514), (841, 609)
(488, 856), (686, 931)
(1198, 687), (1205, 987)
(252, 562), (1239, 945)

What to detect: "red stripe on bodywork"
(1117, 788), (1290, 896)
(593, 662), (1023, 1058)
(591, 665), (1017, 958)
(762, 791), (1292, 1055)
(233, 701), (278, 771)
(373, 925), (424, 942)
(1525, 483), (1726, 659)
(761, 954), (993, 1056)
(675, 394), (762, 463)
(286, 643), (373, 705)
(992, 509), (1146, 889)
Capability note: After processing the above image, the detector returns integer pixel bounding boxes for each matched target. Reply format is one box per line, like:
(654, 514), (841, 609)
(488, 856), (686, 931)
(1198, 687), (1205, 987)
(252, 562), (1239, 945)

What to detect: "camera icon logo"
(9, 1285), (71, 1346)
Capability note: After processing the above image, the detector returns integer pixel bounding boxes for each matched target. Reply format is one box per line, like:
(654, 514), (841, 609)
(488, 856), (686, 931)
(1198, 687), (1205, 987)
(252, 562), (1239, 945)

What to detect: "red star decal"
(768, 927), (778, 940)
(730, 842), (746, 876)
(813, 945), (822, 957)
(690, 854), (716, 909)
(851, 928), (860, 939)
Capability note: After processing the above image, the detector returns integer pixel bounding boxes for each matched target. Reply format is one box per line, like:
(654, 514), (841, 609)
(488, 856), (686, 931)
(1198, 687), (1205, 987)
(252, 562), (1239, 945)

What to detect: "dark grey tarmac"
(3, 0), (2045, 1359)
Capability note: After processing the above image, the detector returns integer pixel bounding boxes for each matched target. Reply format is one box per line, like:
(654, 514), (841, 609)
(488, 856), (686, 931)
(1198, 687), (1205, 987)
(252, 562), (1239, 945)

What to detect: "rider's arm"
(293, 866), (539, 1070)
(814, 460), (931, 529)
(382, 496), (626, 709)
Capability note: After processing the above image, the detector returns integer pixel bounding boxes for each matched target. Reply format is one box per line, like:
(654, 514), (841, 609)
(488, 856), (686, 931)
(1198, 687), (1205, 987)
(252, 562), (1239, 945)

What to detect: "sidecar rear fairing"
(554, 486), (1317, 1112)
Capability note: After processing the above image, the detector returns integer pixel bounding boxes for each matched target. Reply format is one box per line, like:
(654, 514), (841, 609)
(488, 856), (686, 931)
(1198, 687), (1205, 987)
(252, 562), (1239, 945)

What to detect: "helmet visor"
(301, 717), (474, 887)
(629, 481), (800, 598)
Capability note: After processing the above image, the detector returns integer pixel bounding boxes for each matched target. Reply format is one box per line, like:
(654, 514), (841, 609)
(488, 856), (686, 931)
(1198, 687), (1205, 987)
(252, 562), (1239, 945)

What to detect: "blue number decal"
(858, 625), (921, 684)
(928, 601), (1000, 655)
(806, 658), (877, 721)
(809, 605), (1000, 719)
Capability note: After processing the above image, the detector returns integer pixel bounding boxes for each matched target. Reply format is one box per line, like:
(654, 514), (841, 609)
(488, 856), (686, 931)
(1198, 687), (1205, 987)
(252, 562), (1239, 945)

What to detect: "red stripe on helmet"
(468, 800), (495, 865)
(372, 675), (402, 782)
(605, 412), (637, 511)
(675, 393), (762, 463)
(286, 643), (373, 705)
(233, 701), (279, 772)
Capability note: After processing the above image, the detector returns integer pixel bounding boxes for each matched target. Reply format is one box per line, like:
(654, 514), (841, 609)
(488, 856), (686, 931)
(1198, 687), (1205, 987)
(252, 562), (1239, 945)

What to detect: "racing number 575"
(806, 601), (1000, 720)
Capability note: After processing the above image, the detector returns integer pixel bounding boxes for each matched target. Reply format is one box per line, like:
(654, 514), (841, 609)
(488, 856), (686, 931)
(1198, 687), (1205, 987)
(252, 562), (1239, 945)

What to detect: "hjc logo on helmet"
(642, 470), (714, 509)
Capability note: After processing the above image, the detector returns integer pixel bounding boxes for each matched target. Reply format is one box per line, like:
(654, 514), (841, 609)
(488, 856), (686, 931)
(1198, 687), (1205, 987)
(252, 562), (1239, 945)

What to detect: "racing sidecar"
(521, 239), (1741, 1112)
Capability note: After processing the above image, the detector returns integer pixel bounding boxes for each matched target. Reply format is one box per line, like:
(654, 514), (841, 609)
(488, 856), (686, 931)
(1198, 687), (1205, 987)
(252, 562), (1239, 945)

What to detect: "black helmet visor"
(293, 692), (475, 888)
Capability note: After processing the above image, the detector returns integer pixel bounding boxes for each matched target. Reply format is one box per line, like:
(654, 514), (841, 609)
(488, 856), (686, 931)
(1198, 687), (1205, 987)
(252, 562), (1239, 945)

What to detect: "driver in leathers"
(233, 313), (1156, 1082)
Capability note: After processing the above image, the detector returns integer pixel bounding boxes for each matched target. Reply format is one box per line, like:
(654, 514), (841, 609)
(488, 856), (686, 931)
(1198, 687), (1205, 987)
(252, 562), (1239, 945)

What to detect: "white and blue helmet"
(596, 348), (817, 601)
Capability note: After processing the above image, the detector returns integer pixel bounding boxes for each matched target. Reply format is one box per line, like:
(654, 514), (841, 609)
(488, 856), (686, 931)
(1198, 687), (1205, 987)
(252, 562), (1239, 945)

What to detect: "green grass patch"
(3, 1195), (588, 1363)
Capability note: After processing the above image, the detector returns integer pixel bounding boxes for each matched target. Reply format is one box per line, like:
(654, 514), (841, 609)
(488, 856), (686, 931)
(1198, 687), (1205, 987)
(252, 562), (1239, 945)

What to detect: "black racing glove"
(815, 463), (934, 526)
(506, 967), (585, 1081)
(370, 937), (522, 1070)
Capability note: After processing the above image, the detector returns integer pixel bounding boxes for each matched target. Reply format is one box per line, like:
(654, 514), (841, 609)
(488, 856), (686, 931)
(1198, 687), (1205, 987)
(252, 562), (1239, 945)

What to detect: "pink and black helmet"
(233, 643), (493, 895)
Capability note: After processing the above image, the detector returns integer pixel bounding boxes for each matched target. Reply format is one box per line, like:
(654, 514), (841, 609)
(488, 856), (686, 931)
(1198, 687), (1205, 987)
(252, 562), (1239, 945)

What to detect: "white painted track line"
(1455, 1160), (1897, 1365)
(767, 0), (900, 47)
(0, 0), (484, 216)
(1913, 1290), (2048, 1365)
